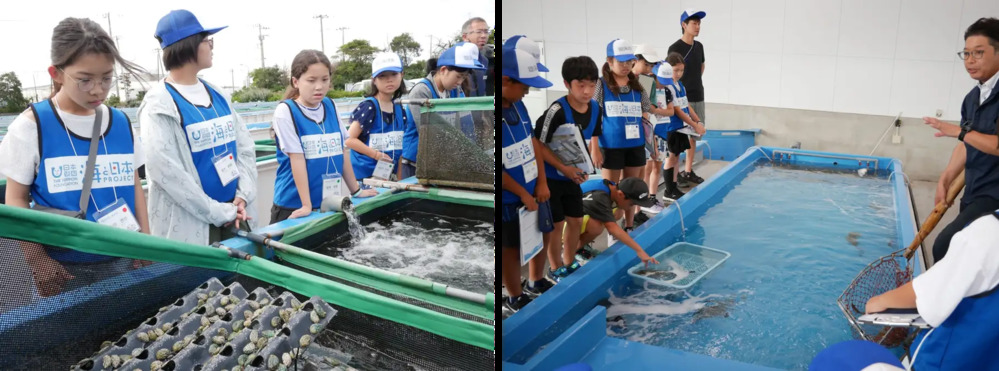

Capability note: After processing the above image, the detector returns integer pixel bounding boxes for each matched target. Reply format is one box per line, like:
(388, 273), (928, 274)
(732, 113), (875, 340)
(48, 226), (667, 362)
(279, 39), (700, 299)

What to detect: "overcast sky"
(0, 0), (494, 91)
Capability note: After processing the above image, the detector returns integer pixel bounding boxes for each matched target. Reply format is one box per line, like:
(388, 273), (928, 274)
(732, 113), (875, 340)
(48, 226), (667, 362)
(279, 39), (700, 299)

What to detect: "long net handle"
(903, 170), (965, 260)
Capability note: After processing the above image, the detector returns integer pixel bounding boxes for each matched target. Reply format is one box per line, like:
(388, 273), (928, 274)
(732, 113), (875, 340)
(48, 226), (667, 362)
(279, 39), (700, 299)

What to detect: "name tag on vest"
(604, 101), (642, 118)
(44, 154), (136, 194)
(301, 133), (343, 160)
(676, 96), (689, 109)
(369, 131), (403, 151)
(503, 137), (535, 169)
(186, 115), (237, 153)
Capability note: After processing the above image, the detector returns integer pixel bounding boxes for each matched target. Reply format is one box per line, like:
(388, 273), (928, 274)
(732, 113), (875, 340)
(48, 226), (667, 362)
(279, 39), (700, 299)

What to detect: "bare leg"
(563, 217), (583, 266)
(546, 222), (565, 270)
(528, 244), (547, 283)
(578, 218), (605, 251)
(622, 165), (643, 227)
(502, 248), (523, 297)
(685, 137), (696, 173)
(646, 160), (662, 196)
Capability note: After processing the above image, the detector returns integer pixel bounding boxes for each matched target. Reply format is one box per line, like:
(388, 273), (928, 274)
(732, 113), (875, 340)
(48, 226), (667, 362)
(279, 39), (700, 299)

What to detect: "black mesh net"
(416, 109), (494, 190)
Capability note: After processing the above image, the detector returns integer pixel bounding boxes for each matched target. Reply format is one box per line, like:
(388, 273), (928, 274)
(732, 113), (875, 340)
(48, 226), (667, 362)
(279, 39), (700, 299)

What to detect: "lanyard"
(297, 99), (342, 176)
(372, 99), (399, 164)
(502, 107), (531, 147)
(53, 100), (119, 211)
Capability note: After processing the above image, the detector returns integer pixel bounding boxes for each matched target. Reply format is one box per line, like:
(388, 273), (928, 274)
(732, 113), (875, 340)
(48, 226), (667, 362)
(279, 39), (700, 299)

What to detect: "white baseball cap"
(681, 9), (707, 23)
(606, 39), (636, 62)
(653, 62), (674, 85)
(633, 44), (661, 63)
(506, 35), (549, 72)
(371, 52), (403, 78)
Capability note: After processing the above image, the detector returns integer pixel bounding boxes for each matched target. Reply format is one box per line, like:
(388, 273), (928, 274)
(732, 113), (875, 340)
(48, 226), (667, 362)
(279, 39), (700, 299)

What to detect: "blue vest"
(580, 179), (612, 195)
(543, 97), (600, 182)
(418, 78), (475, 142)
(597, 78), (644, 149)
(31, 100), (137, 263)
(165, 80), (238, 203)
(959, 83), (999, 208)
(911, 280), (999, 369)
(273, 98), (346, 209)
(502, 101), (537, 204)
(653, 86), (682, 138)
(350, 97), (406, 180)
(669, 82), (691, 126)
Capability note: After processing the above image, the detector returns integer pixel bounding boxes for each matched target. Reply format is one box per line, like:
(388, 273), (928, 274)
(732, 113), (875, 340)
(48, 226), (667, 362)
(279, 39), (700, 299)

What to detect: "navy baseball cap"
(501, 41), (552, 88)
(506, 35), (549, 72)
(606, 39), (636, 62)
(681, 9), (707, 23)
(155, 10), (227, 49)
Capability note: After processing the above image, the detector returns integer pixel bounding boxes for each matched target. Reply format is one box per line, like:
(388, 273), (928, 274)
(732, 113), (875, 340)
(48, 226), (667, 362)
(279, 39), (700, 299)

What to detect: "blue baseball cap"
(155, 10), (227, 49)
(653, 62), (674, 85)
(606, 39), (636, 62)
(371, 52), (403, 78)
(437, 42), (486, 70)
(501, 42), (552, 88)
(506, 35), (548, 72)
(681, 9), (707, 23)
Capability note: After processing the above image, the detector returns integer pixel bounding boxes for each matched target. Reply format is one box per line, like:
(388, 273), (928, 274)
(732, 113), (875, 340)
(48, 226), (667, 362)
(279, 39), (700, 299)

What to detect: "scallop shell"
(299, 334), (312, 347)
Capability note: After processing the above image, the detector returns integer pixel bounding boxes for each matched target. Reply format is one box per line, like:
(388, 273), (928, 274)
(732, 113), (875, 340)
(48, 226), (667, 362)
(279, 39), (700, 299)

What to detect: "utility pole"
(313, 15), (329, 54)
(104, 13), (122, 100)
(255, 24), (269, 68)
(31, 74), (38, 103)
(426, 34), (435, 58)
(336, 27), (349, 62)
(153, 48), (162, 78)
(230, 68), (235, 95)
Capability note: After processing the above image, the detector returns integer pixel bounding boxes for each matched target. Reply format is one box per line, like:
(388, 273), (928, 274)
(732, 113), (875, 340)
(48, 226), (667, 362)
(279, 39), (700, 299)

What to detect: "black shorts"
(501, 203), (521, 249)
(666, 131), (692, 156)
(547, 179), (584, 223)
(601, 145), (646, 169)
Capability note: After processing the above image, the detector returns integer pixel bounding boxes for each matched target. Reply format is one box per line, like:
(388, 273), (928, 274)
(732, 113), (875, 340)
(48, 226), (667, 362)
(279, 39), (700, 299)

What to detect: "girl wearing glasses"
(269, 50), (377, 223)
(139, 10), (257, 245)
(0, 18), (151, 298)
(402, 42), (486, 179)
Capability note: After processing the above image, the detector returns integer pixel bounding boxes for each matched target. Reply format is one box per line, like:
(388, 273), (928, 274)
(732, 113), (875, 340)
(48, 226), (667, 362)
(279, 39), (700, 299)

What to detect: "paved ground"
(506, 159), (960, 295)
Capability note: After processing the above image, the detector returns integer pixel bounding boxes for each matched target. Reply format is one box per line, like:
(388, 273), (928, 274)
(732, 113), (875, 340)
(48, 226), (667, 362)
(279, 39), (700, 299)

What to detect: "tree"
(390, 33), (422, 67)
(488, 29), (495, 45)
(339, 39), (380, 64)
(250, 66), (288, 91)
(105, 95), (122, 107)
(331, 60), (370, 91)
(120, 73), (132, 102)
(0, 72), (30, 114)
(405, 60), (427, 80)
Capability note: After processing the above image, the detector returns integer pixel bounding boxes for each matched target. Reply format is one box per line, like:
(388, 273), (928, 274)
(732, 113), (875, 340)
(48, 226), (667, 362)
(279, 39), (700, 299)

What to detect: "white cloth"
(138, 79), (257, 246)
(271, 100), (347, 154)
(0, 104), (145, 186)
(913, 213), (999, 327)
(168, 80), (211, 107)
(978, 71), (998, 105)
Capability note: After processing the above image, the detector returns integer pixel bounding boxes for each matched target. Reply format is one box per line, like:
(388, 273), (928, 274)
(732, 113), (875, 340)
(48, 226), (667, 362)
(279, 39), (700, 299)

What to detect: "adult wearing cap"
(460, 17), (492, 97)
(346, 52), (413, 183)
(922, 17), (999, 263)
(403, 42), (486, 179)
(595, 38), (658, 233)
(139, 9), (257, 245)
(501, 39), (554, 314)
(573, 178), (660, 268)
(668, 9), (708, 187)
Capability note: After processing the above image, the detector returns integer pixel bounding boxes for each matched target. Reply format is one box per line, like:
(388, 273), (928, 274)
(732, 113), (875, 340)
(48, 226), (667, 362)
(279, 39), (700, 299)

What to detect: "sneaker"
(523, 278), (554, 297)
(633, 212), (650, 227)
(623, 225), (635, 233)
(503, 294), (533, 316)
(681, 170), (704, 184)
(664, 187), (686, 201)
(546, 261), (581, 283)
(575, 244), (600, 262)
(641, 199), (666, 214)
(677, 171), (691, 188)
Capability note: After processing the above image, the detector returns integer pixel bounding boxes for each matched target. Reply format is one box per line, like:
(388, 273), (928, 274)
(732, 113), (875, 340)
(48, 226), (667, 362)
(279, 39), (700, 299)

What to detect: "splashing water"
(344, 208), (366, 241)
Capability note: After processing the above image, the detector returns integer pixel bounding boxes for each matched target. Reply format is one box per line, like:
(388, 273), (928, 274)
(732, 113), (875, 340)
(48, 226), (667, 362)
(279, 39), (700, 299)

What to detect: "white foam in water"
(338, 216), (494, 293)
(345, 208), (366, 240)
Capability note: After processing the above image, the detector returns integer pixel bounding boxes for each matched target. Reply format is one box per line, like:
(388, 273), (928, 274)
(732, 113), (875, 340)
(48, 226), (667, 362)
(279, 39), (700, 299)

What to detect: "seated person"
(816, 209), (999, 370)
(570, 177), (660, 270)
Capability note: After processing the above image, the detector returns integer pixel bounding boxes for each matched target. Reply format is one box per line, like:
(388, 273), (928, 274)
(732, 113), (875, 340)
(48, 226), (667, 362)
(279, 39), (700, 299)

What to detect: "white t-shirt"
(168, 80), (211, 107)
(271, 100), (347, 154)
(0, 104), (146, 186)
(913, 212), (999, 327)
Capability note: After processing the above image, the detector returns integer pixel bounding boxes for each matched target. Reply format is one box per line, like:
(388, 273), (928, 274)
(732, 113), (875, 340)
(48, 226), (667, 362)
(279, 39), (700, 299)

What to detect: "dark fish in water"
(846, 232), (861, 246)
(693, 299), (734, 323)
(607, 315), (626, 329)
(635, 269), (677, 281)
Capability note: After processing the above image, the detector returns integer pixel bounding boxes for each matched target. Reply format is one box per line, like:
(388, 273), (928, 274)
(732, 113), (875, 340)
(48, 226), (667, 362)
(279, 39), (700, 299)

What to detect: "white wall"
(503, 0), (999, 123)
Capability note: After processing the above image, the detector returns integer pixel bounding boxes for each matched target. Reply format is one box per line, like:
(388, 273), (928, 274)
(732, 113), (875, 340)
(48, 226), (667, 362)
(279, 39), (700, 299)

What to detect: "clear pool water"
(317, 210), (494, 295)
(606, 163), (900, 370)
